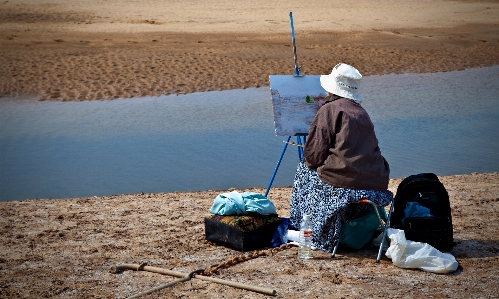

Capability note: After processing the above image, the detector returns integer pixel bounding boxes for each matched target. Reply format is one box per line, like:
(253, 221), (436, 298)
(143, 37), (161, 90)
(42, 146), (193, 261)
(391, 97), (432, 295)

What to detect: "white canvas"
(269, 75), (326, 136)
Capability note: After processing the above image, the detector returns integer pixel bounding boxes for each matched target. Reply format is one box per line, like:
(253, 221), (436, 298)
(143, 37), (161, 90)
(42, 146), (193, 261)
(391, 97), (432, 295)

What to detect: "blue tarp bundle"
(209, 191), (278, 216)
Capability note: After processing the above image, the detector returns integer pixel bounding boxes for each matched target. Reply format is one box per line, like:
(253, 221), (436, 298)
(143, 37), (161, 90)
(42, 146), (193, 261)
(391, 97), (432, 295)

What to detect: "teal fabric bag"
(209, 191), (278, 215)
(339, 206), (387, 250)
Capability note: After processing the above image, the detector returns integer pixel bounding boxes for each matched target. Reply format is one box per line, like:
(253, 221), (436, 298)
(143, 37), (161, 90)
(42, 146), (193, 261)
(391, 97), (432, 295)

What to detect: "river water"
(1, 66), (498, 201)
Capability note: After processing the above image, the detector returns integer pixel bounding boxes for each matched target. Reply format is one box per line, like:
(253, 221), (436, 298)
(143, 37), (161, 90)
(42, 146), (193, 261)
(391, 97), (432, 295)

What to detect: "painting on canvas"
(269, 75), (326, 136)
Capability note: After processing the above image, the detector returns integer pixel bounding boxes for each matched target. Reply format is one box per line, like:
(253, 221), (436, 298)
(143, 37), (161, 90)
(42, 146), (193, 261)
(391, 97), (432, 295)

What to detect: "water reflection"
(1, 66), (498, 201)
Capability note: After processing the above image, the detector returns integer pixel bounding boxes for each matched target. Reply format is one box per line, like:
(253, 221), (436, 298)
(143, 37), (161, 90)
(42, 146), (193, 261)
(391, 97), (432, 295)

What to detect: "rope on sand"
(202, 243), (296, 275)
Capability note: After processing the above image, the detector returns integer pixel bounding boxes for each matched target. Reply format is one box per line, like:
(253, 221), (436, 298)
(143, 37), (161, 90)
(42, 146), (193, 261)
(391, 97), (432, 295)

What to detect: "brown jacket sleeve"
(304, 124), (333, 169)
(304, 101), (341, 169)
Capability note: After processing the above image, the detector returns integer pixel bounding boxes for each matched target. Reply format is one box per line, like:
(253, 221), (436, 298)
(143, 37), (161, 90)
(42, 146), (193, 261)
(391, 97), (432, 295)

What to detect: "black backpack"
(390, 173), (453, 252)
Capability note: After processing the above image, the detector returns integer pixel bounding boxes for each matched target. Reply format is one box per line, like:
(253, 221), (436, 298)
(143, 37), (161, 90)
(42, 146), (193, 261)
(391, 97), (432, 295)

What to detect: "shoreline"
(2, 62), (499, 102)
(2, 171), (498, 203)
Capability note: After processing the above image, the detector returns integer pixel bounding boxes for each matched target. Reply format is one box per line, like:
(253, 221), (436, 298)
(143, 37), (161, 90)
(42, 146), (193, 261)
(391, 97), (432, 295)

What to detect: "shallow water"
(1, 66), (498, 201)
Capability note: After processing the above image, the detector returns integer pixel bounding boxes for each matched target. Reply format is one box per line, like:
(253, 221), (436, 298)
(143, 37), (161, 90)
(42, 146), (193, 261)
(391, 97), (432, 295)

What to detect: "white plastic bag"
(385, 228), (458, 274)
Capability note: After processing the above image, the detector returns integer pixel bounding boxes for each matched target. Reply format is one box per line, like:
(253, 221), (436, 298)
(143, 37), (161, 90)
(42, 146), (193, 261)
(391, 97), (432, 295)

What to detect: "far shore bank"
(1, 0), (499, 101)
(2, 29), (498, 101)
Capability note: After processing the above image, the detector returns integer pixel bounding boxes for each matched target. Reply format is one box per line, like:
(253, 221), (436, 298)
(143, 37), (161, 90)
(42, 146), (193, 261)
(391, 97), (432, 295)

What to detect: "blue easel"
(264, 12), (307, 197)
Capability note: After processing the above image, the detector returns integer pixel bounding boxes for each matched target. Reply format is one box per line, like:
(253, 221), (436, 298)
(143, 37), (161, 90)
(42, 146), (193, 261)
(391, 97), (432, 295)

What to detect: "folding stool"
(331, 198), (394, 262)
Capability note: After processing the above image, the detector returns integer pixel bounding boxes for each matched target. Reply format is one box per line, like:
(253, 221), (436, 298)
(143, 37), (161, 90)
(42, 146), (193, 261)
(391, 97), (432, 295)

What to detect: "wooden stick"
(110, 264), (277, 296)
(126, 274), (193, 299)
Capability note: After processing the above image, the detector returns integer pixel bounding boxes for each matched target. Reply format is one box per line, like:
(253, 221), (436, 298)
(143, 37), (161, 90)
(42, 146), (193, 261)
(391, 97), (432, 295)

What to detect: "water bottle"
(298, 214), (313, 259)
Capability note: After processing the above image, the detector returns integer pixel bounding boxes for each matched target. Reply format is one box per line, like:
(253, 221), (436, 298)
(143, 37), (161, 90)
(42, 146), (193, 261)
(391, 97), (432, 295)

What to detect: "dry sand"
(1, 173), (498, 298)
(1, 1), (499, 298)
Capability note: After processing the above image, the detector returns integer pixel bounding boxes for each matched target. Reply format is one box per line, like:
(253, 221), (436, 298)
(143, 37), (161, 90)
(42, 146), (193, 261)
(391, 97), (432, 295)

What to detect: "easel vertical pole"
(265, 12), (307, 197)
(289, 12), (302, 77)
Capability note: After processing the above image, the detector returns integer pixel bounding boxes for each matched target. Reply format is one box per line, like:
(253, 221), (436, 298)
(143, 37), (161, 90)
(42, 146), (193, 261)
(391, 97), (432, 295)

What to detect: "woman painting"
(289, 63), (393, 252)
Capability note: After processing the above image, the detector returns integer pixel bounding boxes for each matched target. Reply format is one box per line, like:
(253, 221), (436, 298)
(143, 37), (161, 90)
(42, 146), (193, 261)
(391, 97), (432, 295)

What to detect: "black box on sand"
(204, 214), (282, 252)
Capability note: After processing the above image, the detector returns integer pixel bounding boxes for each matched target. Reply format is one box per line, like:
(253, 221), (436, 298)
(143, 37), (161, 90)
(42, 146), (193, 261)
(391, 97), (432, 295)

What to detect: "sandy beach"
(1, 173), (498, 298)
(1, 0), (499, 298)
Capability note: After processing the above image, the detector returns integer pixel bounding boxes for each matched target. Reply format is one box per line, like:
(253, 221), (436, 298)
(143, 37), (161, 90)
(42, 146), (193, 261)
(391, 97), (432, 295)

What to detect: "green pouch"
(339, 206), (387, 250)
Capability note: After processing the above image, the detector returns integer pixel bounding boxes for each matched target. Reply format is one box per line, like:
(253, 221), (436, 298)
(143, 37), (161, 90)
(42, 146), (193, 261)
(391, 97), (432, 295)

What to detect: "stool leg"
(376, 201), (394, 263)
(331, 209), (346, 258)
(331, 240), (339, 258)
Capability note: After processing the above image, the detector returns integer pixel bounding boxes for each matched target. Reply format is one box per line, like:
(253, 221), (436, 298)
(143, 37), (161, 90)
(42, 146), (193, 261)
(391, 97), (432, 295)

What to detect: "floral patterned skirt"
(289, 161), (393, 252)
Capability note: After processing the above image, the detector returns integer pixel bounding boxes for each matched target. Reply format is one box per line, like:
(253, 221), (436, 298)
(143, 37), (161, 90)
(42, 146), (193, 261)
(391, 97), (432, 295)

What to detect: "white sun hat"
(320, 63), (363, 102)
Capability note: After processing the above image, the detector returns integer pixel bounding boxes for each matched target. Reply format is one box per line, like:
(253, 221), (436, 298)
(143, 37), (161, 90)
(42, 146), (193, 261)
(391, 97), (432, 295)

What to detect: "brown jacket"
(304, 98), (390, 190)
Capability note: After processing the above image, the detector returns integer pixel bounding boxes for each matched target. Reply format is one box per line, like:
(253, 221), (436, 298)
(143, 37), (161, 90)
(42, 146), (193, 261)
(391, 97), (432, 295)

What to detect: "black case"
(204, 215), (282, 252)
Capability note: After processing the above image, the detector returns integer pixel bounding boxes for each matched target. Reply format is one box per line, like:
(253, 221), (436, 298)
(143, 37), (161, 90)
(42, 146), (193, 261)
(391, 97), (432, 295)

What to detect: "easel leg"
(296, 135), (305, 160)
(264, 136), (291, 197)
(264, 136), (306, 197)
